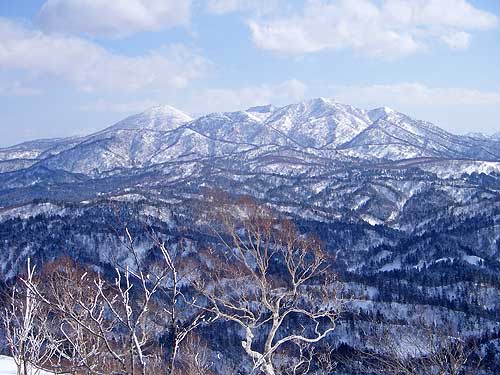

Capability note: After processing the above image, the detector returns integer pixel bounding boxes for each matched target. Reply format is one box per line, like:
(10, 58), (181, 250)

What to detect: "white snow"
(2, 98), (500, 177)
(0, 356), (54, 375)
(367, 106), (394, 122)
(422, 160), (500, 178)
(463, 255), (483, 266)
(109, 193), (147, 202)
(380, 259), (402, 271)
(360, 214), (383, 226)
(0, 203), (64, 222)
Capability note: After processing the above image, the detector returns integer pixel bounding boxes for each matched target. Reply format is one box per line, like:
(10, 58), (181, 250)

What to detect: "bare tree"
(196, 197), (343, 375)
(273, 342), (315, 375)
(2, 259), (61, 375)
(18, 227), (212, 375)
(28, 257), (129, 374)
(274, 342), (337, 375)
(350, 319), (481, 375)
(146, 231), (216, 375)
(176, 335), (215, 375)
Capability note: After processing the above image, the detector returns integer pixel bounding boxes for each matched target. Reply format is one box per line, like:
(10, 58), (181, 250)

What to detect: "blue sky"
(1, 0), (500, 146)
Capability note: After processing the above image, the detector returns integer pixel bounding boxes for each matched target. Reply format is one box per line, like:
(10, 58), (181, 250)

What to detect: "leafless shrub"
(4, 227), (212, 375)
(347, 319), (481, 375)
(2, 259), (61, 375)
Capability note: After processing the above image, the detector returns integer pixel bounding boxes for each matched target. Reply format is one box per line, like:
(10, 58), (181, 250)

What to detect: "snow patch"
(0, 356), (54, 375)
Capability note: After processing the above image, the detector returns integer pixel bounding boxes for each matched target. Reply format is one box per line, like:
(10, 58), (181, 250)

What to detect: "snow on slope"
(263, 97), (373, 148)
(0, 137), (84, 162)
(340, 110), (500, 160)
(2, 99), (500, 176)
(0, 356), (54, 375)
(101, 105), (192, 132)
(38, 106), (194, 174)
(0, 202), (66, 222)
(420, 160), (500, 178)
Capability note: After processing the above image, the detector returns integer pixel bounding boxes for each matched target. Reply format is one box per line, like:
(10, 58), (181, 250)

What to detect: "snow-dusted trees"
(175, 335), (215, 375)
(3, 227), (210, 375)
(351, 320), (480, 375)
(196, 196), (343, 375)
(14, 254), (163, 374)
(34, 257), (133, 374)
(2, 259), (59, 375)
(146, 229), (216, 375)
(2, 197), (344, 375)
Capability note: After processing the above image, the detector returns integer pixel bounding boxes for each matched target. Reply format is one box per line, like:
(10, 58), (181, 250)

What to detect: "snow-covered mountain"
(341, 109), (500, 160)
(1, 99), (500, 373)
(2, 98), (500, 176)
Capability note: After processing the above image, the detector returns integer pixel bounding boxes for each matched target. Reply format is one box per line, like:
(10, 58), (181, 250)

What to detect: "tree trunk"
(129, 341), (135, 375)
(166, 327), (179, 375)
(262, 360), (276, 375)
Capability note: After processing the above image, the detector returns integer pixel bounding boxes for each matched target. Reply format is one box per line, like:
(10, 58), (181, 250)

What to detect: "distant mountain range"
(2, 98), (500, 177)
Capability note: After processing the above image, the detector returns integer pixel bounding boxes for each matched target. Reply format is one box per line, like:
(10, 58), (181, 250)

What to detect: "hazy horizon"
(2, 96), (500, 148)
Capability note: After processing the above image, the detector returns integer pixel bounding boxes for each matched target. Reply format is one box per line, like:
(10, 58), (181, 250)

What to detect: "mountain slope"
(34, 106), (193, 175)
(1, 98), (500, 177)
(340, 110), (500, 160)
(263, 97), (372, 148)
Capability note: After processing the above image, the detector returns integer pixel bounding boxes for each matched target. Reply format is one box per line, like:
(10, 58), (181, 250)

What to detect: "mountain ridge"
(1, 98), (500, 176)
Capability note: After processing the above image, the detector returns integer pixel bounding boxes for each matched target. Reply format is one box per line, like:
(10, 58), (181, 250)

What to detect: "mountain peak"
(245, 104), (278, 122)
(141, 105), (193, 122)
(4, 98), (500, 178)
(368, 106), (395, 122)
(465, 132), (487, 139)
(297, 97), (366, 115)
(106, 104), (193, 133)
(246, 104), (277, 114)
(306, 97), (338, 107)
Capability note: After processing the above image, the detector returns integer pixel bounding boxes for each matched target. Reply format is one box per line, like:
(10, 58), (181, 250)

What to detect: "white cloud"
(206, 0), (283, 15)
(382, 0), (497, 30)
(0, 80), (41, 96)
(0, 18), (210, 93)
(187, 79), (306, 113)
(38, 0), (190, 37)
(248, 0), (498, 58)
(441, 31), (470, 49)
(331, 82), (500, 107)
(329, 82), (500, 134)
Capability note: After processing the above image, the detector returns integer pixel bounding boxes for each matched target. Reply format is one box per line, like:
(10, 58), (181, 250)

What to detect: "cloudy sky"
(1, 0), (500, 146)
